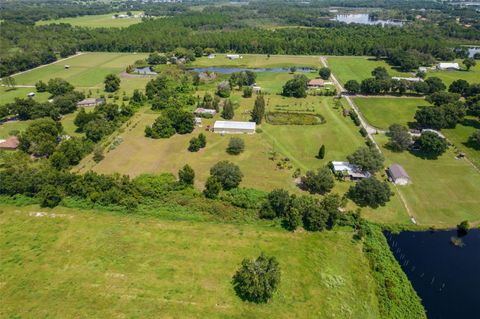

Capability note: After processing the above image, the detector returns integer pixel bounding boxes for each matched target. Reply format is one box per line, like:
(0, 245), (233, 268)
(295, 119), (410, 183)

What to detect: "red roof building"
(0, 136), (20, 150)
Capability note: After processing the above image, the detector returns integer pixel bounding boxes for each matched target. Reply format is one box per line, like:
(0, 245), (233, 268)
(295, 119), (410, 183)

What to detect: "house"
(0, 136), (20, 150)
(64, 65), (70, 69)
(437, 62), (460, 71)
(387, 164), (410, 185)
(77, 98), (105, 107)
(207, 54), (215, 59)
(213, 121), (256, 134)
(251, 84), (262, 93)
(27, 92), (35, 98)
(226, 54), (241, 60)
(134, 67), (158, 75)
(331, 161), (371, 180)
(391, 76), (423, 82)
(308, 79), (325, 88)
(194, 108), (217, 117)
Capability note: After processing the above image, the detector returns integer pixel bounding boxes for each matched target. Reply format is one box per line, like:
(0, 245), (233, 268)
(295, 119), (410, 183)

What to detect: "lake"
(188, 67), (315, 74)
(386, 229), (480, 319)
(333, 14), (403, 26)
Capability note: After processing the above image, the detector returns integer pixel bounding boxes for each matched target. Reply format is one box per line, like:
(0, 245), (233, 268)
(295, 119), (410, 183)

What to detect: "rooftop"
(213, 120), (256, 130)
(331, 161), (371, 179)
(388, 164), (409, 180)
(308, 79), (325, 86)
(0, 136), (20, 149)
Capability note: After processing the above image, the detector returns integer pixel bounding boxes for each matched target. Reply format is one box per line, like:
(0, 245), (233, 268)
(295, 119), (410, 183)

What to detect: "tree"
(188, 137), (201, 152)
(387, 124), (412, 151)
(415, 103), (465, 129)
(265, 189), (291, 218)
(348, 177), (392, 208)
(232, 253), (280, 303)
(227, 137), (245, 155)
(38, 185), (63, 208)
(19, 118), (62, 157)
(319, 67), (331, 80)
(457, 220), (470, 237)
(282, 205), (302, 231)
(413, 81), (430, 95)
(210, 161), (243, 190)
(449, 79), (470, 96)
(301, 167), (335, 194)
(469, 130), (480, 147)
(243, 86), (252, 98)
(222, 99), (235, 120)
(426, 92), (460, 106)
(282, 74), (308, 98)
(145, 116), (175, 139)
(425, 77), (446, 93)
(93, 146), (104, 162)
(463, 58), (476, 71)
(104, 74), (121, 92)
(251, 95), (265, 124)
(417, 131), (448, 158)
(217, 81), (231, 98)
(131, 89), (145, 105)
(35, 80), (47, 92)
(3, 76), (16, 89)
(53, 91), (84, 114)
(198, 133), (207, 148)
(318, 144), (325, 159)
(147, 52), (167, 65)
(360, 78), (383, 95)
(194, 46), (204, 57)
(371, 67), (389, 80)
(344, 80), (360, 94)
(178, 164), (195, 186)
(203, 176), (222, 199)
(347, 147), (384, 173)
(47, 78), (74, 96)
(164, 108), (195, 134)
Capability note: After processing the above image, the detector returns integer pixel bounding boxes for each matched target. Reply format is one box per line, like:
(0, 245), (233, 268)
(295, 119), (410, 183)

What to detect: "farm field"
(0, 205), (380, 318)
(353, 97), (428, 129)
(191, 54), (322, 68)
(326, 56), (411, 85)
(36, 12), (144, 28)
(374, 134), (480, 227)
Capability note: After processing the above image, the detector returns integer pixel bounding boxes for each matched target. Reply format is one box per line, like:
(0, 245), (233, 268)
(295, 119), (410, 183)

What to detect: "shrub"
(38, 185), (63, 208)
(198, 133), (207, 148)
(227, 137), (245, 155)
(188, 137), (201, 152)
(417, 131), (448, 158)
(457, 220), (470, 236)
(210, 161), (243, 190)
(203, 176), (222, 198)
(243, 86), (253, 98)
(232, 253), (280, 303)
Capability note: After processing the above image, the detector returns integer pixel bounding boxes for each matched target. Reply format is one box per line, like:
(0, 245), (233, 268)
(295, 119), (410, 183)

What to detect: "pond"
(385, 229), (480, 319)
(332, 14), (403, 26)
(187, 67), (315, 74)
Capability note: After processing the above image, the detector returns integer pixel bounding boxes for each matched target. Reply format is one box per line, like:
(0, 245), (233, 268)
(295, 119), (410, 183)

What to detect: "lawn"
(0, 205), (380, 318)
(443, 116), (480, 169)
(12, 52), (148, 89)
(425, 59), (480, 86)
(36, 12), (144, 28)
(0, 87), (50, 105)
(191, 54), (322, 68)
(353, 97), (428, 129)
(326, 56), (411, 85)
(374, 134), (480, 227)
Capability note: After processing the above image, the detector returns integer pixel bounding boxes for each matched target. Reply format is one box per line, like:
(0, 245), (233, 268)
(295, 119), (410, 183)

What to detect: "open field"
(353, 97), (428, 129)
(36, 12), (144, 28)
(374, 134), (480, 227)
(0, 87), (50, 105)
(0, 205), (380, 318)
(11, 52), (149, 90)
(443, 116), (480, 168)
(191, 54), (322, 68)
(326, 56), (411, 85)
(425, 59), (480, 86)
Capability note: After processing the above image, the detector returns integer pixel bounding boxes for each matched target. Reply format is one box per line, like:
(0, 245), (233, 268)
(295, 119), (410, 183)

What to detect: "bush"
(38, 185), (63, 208)
(227, 137), (245, 155)
(457, 220), (470, 236)
(203, 176), (222, 199)
(243, 86), (253, 98)
(178, 164), (195, 186)
(210, 161), (243, 190)
(220, 188), (267, 209)
(232, 253), (280, 303)
(265, 189), (291, 218)
(417, 131), (448, 158)
(188, 137), (201, 152)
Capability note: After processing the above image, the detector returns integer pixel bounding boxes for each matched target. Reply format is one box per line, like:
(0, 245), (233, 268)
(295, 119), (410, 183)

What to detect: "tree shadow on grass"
(461, 118), (480, 130)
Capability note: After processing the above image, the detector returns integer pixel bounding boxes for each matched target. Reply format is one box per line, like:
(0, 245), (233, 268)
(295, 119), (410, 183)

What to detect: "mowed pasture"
(374, 134), (480, 227)
(353, 97), (428, 129)
(36, 12), (144, 28)
(443, 116), (480, 169)
(191, 54), (322, 68)
(425, 59), (480, 86)
(0, 205), (380, 318)
(11, 52), (149, 90)
(326, 56), (411, 85)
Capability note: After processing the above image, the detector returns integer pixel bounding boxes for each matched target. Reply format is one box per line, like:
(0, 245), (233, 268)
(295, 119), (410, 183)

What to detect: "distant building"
(213, 121), (256, 134)
(134, 67), (158, 75)
(331, 161), (371, 180)
(64, 65), (70, 69)
(392, 76), (423, 82)
(308, 79), (325, 88)
(27, 92), (35, 98)
(437, 62), (460, 71)
(207, 54), (215, 59)
(387, 164), (410, 185)
(0, 136), (20, 150)
(418, 67), (428, 73)
(226, 54), (241, 60)
(77, 98), (105, 107)
(251, 84), (262, 93)
(194, 108), (217, 116)
(195, 117), (202, 126)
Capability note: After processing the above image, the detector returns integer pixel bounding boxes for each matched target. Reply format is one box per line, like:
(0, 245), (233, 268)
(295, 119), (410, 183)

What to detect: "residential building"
(331, 161), (371, 180)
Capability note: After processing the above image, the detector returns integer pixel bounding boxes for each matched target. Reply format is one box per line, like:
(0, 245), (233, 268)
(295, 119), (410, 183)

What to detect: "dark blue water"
(386, 230), (480, 319)
(333, 14), (403, 26)
(187, 67), (314, 74)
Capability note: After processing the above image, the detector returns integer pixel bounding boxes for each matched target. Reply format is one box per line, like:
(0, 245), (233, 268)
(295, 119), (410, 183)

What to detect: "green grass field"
(36, 12), (144, 28)
(353, 97), (428, 129)
(443, 116), (480, 168)
(191, 54), (322, 68)
(0, 87), (50, 105)
(374, 134), (480, 227)
(426, 59), (480, 86)
(326, 56), (411, 85)
(0, 205), (380, 318)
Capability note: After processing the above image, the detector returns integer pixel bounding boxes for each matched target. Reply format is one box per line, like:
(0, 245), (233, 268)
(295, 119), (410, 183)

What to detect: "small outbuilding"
(252, 84), (262, 93)
(331, 161), (371, 180)
(64, 65), (70, 69)
(308, 79), (325, 88)
(213, 121), (256, 134)
(77, 98), (105, 107)
(391, 76), (423, 82)
(134, 67), (158, 75)
(194, 108), (217, 117)
(437, 62), (460, 71)
(387, 164), (410, 185)
(226, 54), (241, 60)
(0, 136), (20, 150)
(27, 92), (35, 98)
(207, 54), (215, 59)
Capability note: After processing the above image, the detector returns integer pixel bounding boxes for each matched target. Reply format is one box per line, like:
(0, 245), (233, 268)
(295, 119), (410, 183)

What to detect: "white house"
(331, 161), (371, 180)
(226, 54), (241, 60)
(195, 117), (202, 127)
(213, 121), (256, 134)
(387, 164), (410, 185)
(437, 62), (460, 71)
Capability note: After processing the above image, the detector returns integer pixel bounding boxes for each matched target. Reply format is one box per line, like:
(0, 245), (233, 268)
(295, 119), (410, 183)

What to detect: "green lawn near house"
(426, 60), (480, 86)
(443, 116), (480, 169)
(0, 205), (380, 319)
